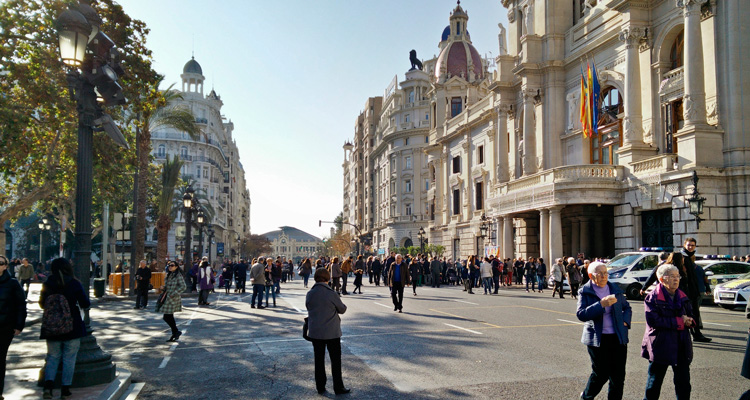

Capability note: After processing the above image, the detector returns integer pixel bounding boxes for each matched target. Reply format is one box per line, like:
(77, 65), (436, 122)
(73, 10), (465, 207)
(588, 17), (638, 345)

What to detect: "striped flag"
(579, 66), (589, 138)
(591, 61), (601, 135)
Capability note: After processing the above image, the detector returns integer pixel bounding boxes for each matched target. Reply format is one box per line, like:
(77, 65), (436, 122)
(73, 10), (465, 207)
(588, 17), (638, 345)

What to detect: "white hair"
(555, 258), (563, 263)
(656, 264), (679, 280)
(567, 257), (576, 264)
(395, 253), (403, 259)
(588, 261), (606, 276)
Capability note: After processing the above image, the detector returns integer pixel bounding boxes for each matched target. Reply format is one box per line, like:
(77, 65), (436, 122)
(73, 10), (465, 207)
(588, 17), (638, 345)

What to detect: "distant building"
(151, 57), (251, 261)
(261, 226), (323, 264)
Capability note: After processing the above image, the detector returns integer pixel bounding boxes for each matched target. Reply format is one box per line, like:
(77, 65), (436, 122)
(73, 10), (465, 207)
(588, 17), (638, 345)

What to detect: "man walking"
(134, 260), (151, 309)
(430, 256), (442, 288)
(234, 259), (248, 293)
(371, 257), (382, 286)
(682, 237), (712, 342)
(250, 257), (266, 309)
(388, 254), (410, 312)
(17, 258), (34, 299)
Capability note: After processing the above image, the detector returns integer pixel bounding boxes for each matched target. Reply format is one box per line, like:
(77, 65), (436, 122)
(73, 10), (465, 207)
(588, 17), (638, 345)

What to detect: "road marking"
(444, 323), (482, 335)
(557, 319), (584, 325)
(704, 322), (731, 327)
(158, 356), (171, 369)
(455, 299), (479, 305)
(373, 302), (392, 309)
(526, 298), (557, 303)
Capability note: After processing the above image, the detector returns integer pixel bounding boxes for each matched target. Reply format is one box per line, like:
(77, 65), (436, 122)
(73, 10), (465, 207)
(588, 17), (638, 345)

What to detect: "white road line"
(704, 322), (731, 327)
(373, 302), (391, 309)
(527, 298), (557, 303)
(185, 319), (192, 326)
(454, 299), (479, 305)
(557, 319), (584, 325)
(169, 343), (178, 351)
(444, 323), (483, 335)
(158, 356), (171, 369)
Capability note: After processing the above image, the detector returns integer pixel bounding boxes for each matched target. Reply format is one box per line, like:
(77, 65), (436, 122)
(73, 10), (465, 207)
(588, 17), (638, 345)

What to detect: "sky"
(121, 0), (509, 239)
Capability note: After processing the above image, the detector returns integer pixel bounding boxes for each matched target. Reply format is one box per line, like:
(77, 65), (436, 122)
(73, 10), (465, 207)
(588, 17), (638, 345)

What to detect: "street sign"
(217, 242), (224, 256)
(378, 248), (385, 255)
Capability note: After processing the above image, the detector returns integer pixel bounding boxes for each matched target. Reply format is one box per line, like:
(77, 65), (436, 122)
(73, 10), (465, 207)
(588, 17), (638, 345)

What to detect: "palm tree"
(130, 78), (201, 279)
(155, 155), (183, 263)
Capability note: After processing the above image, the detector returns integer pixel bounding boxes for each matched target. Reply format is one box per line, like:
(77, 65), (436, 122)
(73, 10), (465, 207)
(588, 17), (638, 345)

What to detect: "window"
(390, 204), (396, 217)
(405, 204), (412, 216)
(452, 156), (461, 173)
(181, 146), (188, 157)
(591, 87), (624, 165)
(408, 90), (415, 103)
(390, 158), (395, 172)
(456, 22), (461, 35)
(405, 156), (412, 169)
(390, 181), (396, 194)
(664, 99), (683, 154)
(196, 167), (201, 178)
(405, 137), (409, 145)
(405, 114), (410, 123)
(425, 135), (429, 143)
(451, 97), (462, 118)
(670, 30), (684, 70)
(405, 180), (412, 193)
(475, 182), (483, 210)
(477, 145), (484, 164)
(425, 179), (430, 191)
(203, 167), (208, 178)
(452, 189), (460, 215)
(157, 145), (166, 157)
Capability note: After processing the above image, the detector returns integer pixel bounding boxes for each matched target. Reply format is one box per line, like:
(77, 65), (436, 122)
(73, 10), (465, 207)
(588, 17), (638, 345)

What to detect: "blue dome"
(441, 25), (470, 42)
(183, 57), (202, 75)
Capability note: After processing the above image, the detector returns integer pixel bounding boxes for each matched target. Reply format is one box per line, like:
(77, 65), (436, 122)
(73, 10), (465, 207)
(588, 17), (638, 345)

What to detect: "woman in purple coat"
(197, 260), (213, 306)
(641, 263), (694, 400)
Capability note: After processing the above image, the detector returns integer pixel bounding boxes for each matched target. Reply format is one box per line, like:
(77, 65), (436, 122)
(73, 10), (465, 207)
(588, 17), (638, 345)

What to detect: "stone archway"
(402, 237), (414, 248)
(388, 238), (396, 252)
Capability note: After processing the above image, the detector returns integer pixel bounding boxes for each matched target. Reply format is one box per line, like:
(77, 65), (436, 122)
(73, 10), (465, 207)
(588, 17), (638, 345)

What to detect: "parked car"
(606, 251), (661, 299)
(709, 262), (750, 309)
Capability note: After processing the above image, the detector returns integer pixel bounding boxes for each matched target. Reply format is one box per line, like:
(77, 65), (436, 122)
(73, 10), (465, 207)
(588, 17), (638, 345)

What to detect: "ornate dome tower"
(181, 56), (205, 95)
(434, 2), (484, 84)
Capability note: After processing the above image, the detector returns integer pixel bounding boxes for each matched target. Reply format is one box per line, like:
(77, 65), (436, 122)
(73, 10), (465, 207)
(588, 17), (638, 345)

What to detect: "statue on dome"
(409, 50), (423, 71)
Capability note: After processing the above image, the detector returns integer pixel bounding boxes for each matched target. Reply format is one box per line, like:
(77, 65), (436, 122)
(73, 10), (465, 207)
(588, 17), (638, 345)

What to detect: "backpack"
(41, 292), (74, 337)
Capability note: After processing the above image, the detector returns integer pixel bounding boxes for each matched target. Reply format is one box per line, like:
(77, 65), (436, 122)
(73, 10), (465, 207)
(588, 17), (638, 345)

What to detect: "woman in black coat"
(0, 255), (26, 400)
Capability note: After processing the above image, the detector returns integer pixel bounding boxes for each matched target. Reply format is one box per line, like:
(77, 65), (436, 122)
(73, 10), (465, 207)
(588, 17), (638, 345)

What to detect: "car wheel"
(719, 303), (736, 310)
(626, 284), (642, 300)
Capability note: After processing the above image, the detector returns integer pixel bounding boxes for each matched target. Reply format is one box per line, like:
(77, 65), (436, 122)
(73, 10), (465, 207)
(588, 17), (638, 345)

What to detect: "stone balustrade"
(631, 154), (677, 175)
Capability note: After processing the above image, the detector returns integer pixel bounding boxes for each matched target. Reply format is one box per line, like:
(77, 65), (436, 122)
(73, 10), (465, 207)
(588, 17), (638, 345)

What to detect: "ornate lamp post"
(236, 233), (241, 261)
(417, 227), (426, 254)
(196, 209), (205, 258)
(687, 171), (706, 229)
(38, 218), (52, 263)
(206, 226), (215, 264)
(479, 213), (489, 249)
(55, 0), (126, 387)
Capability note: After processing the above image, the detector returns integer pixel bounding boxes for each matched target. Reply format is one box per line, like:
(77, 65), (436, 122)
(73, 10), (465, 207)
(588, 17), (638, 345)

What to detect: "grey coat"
(250, 262), (266, 285)
(306, 282), (347, 340)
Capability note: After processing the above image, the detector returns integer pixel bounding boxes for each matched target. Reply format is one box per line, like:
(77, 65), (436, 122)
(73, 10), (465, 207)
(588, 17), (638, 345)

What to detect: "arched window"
(670, 30), (684, 70)
(152, 228), (158, 241)
(157, 144), (166, 157)
(591, 87), (623, 165)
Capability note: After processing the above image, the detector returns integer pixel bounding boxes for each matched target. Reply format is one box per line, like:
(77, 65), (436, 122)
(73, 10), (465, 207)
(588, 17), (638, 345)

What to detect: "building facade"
(343, 1), (750, 261)
(151, 57), (251, 261)
(261, 226), (323, 264)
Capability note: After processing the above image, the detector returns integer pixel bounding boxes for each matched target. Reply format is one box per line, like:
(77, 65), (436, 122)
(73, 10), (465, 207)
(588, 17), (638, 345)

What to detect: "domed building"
(151, 56), (252, 262)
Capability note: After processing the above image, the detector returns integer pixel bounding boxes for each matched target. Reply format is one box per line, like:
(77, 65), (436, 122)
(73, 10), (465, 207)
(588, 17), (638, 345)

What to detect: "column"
(570, 218), (580, 256)
(496, 217), (504, 254)
(548, 206), (563, 262)
(495, 104), (511, 182)
(522, 90), (537, 175)
(503, 215), (514, 259)
(593, 217), (604, 258)
(619, 26), (646, 145)
(539, 209), (549, 262)
(579, 217), (590, 258)
(679, 0), (708, 126)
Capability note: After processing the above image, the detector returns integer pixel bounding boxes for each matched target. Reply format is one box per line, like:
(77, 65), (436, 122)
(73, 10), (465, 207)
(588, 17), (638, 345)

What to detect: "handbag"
(302, 317), (312, 341)
(155, 291), (167, 312)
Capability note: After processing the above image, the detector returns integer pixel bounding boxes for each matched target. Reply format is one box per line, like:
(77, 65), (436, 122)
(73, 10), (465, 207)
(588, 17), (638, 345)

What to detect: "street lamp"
(417, 227), (426, 254)
(56, 0), (122, 387)
(207, 226), (215, 264)
(236, 233), (241, 261)
(687, 171), (706, 229)
(196, 210), (206, 259)
(479, 213), (489, 240)
(38, 218), (52, 263)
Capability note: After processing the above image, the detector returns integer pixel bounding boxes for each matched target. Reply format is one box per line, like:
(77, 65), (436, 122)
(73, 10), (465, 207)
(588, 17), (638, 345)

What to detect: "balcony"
(489, 164), (625, 214)
(195, 117), (208, 125)
(630, 154), (677, 177)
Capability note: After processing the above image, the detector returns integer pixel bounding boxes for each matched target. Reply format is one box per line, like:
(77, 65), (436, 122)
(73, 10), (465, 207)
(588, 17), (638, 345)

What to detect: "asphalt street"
(8, 278), (750, 399)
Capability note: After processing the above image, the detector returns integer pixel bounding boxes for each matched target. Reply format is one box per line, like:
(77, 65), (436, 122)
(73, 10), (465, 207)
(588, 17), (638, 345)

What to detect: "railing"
(506, 174), (542, 192)
(150, 131), (229, 164)
(504, 164), (624, 193)
(179, 154), (192, 161)
(631, 154), (676, 174)
(663, 66), (684, 82)
(195, 117), (208, 124)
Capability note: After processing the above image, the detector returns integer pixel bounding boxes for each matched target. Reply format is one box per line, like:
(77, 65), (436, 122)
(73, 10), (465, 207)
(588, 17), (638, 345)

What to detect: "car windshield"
(733, 272), (750, 281)
(606, 254), (641, 269)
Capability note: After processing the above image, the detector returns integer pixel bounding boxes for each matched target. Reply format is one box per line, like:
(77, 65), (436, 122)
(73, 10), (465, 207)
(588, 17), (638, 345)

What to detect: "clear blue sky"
(121, 0), (508, 239)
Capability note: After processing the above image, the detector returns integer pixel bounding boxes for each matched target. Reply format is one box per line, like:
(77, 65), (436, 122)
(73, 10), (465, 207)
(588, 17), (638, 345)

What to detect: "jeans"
(303, 274), (310, 287)
(493, 276), (500, 292)
(341, 274), (348, 294)
(525, 275), (535, 291)
(273, 279), (281, 294)
(312, 338), (345, 392)
(0, 328), (14, 395)
(537, 275), (545, 291)
(21, 279), (31, 298)
(236, 278), (246, 293)
(251, 284), (265, 307)
(482, 277), (493, 294)
(265, 285), (276, 306)
(582, 334), (627, 400)
(44, 338), (81, 386)
(391, 281), (405, 310)
(373, 273), (380, 286)
(644, 361), (691, 400)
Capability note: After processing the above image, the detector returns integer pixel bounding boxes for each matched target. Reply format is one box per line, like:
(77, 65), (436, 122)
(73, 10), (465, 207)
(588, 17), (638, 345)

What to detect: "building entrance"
(641, 209), (673, 250)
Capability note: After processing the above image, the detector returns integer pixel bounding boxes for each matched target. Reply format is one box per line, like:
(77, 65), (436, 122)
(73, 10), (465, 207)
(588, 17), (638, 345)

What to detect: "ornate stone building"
(151, 57), (251, 261)
(261, 226), (323, 264)
(344, 1), (749, 260)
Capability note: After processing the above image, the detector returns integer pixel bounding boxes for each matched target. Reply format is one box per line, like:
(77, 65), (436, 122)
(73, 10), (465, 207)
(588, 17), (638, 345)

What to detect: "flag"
(591, 61), (601, 135)
(586, 62), (594, 137)
(579, 66), (589, 138)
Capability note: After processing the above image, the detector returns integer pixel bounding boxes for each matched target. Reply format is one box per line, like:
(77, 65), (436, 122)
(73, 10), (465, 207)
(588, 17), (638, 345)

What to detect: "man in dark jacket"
(681, 237), (711, 342)
(430, 257), (442, 288)
(491, 255), (501, 294)
(234, 259), (248, 293)
(0, 255), (26, 400)
(389, 254), (410, 312)
(134, 260), (152, 309)
(371, 257), (382, 286)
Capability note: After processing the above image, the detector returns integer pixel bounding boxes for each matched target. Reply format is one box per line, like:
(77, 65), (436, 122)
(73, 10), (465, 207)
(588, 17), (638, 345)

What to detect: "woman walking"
(299, 258), (313, 288)
(264, 259), (276, 307)
(198, 259), (213, 306)
(160, 261), (186, 343)
(40, 258), (90, 399)
(352, 263), (364, 294)
(0, 255), (26, 400)
(480, 257), (493, 295)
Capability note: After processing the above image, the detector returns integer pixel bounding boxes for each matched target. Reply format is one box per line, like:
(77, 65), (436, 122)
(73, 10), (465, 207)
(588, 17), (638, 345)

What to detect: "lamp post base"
(38, 333), (116, 388)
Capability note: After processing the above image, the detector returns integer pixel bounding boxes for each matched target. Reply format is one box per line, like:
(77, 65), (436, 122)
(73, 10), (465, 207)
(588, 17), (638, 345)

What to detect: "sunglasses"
(0, 261), (6, 266)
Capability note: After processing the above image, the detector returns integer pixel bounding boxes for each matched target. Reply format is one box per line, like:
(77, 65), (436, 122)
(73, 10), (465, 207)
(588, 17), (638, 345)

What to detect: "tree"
(0, 0), (159, 252)
(129, 79), (200, 281)
(154, 155), (182, 263)
(333, 212), (344, 234)
(244, 234), (272, 260)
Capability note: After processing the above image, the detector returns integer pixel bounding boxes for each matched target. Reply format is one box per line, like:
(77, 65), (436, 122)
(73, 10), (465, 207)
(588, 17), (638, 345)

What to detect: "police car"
(708, 260), (750, 309)
(606, 248), (663, 300)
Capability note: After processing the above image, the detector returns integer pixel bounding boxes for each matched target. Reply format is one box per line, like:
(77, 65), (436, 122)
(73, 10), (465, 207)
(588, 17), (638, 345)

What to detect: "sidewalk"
(5, 282), (187, 400)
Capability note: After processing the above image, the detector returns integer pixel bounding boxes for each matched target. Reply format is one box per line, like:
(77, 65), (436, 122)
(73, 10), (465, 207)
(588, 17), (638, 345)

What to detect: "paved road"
(8, 278), (750, 399)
